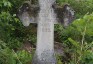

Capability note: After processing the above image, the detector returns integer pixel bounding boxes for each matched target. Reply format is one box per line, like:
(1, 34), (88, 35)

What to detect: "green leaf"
(68, 38), (80, 49)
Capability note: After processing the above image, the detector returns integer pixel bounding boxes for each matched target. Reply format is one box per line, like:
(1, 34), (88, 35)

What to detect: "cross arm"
(17, 1), (75, 27)
(53, 4), (75, 27)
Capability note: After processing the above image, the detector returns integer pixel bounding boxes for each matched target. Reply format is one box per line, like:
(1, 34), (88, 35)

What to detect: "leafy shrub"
(55, 12), (93, 64)
(0, 47), (32, 64)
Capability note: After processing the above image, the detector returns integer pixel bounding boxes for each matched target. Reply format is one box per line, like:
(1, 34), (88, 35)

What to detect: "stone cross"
(17, 1), (74, 64)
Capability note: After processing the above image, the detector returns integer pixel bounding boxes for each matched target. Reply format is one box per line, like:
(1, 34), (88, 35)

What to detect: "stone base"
(32, 52), (57, 64)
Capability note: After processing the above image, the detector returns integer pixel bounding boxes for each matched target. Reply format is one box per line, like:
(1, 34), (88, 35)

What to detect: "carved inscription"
(40, 23), (51, 32)
(42, 28), (51, 32)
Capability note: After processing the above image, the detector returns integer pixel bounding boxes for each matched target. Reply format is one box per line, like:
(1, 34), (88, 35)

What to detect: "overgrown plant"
(68, 13), (93, 64)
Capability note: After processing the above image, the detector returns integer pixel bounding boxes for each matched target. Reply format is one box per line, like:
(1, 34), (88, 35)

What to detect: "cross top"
(39, 0), (55, 7)
(17, 1), (75, 27)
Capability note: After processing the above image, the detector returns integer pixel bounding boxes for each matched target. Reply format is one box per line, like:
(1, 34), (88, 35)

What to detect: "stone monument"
(17, 0), (75, 64)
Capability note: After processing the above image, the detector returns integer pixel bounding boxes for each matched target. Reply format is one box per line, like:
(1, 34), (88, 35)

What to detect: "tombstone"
(17, 0), (75, 64)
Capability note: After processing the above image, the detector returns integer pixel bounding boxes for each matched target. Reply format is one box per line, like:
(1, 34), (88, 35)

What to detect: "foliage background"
(0, 0), (93, 64)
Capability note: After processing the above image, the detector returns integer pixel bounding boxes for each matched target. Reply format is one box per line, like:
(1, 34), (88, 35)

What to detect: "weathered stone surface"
(53, 4), (75, 27)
